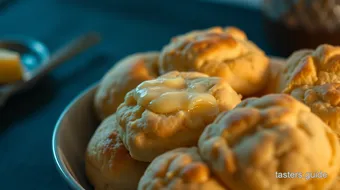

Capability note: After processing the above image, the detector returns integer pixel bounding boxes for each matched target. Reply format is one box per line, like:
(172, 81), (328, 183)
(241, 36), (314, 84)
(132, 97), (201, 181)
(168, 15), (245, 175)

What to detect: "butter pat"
(134, 75), (219, 114)
(0, 48), (23, 84)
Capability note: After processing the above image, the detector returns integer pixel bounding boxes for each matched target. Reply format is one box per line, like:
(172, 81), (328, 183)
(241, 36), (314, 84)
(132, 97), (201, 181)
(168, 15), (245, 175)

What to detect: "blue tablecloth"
(0, 1), (275, 189)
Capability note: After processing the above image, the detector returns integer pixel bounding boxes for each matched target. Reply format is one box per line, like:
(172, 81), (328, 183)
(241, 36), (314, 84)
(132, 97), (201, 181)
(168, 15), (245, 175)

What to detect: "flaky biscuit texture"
(116, 71), (241, 162)
(329, 176), (340, 190)
(138, 147), (226, 190)
(291, 83), (340, 137)
(198, 94), (340, 190)
(280, 44), (340, 93)
(94, 52), (159, 121)
(159, 26), (269, 96)
(85, 114), (149, 190)
(259, 57), (286, 95)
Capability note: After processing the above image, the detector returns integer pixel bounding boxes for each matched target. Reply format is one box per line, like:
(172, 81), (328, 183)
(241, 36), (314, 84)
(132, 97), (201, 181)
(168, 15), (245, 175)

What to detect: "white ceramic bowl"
(52, 84), (99, 190)
(51, 57), (286, 190)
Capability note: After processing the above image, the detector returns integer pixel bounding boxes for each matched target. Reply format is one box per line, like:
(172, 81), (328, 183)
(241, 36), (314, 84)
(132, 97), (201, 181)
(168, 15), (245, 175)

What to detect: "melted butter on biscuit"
(134, 76), (218, 115)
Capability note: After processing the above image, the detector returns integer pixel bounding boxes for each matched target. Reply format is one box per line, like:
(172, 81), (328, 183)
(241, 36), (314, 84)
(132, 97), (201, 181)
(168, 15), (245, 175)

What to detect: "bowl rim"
(52, 83), (98, 190)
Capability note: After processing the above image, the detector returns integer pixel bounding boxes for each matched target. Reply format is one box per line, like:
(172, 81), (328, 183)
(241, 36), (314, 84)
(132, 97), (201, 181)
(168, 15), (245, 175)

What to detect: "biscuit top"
(159, 26), (269, 96)
(281, 44), (340, 93)
(117, 71), (241, 162)
(171, 26), (247, 42)
(291, 83), (340, 109)
(224, 27), (247, 40)
(165, 27), (259, 73)
(133, 71), (224, 115)
(234, 94), (310, 129)
(290, 83), (340, 135)
(150, 149), (210, 184)
(198, 94), (340, 189)
(218, 94), (314, 148)
(138, 147), (226, 190)
(94, 52), (159, 120)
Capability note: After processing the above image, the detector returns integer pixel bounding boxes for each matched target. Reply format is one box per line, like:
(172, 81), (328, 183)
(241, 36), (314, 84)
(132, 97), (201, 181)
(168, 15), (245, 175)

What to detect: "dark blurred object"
(262, 0), (340, 57)
(0, 0), (17, 11)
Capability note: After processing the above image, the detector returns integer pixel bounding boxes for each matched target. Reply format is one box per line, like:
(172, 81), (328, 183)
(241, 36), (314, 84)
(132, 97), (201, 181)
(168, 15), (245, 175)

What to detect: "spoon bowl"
(0, 33), (101, 106)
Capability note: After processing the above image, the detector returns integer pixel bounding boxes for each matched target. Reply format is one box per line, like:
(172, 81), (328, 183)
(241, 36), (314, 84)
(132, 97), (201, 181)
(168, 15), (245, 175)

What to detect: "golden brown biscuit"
(291, 83), (340, 137)
(198, 94), (340, 190)
(94, 52), (159, 121)
(280, 44), (340, 93)
(259, 57), (286, 95)
(116, 71), (242, 162)
(85, 114), (149, 190)
(329, 176), (340, 190)
(171, 26), (247, 42)
(159, 26), (269, 96)
(138, 147), (226, 190)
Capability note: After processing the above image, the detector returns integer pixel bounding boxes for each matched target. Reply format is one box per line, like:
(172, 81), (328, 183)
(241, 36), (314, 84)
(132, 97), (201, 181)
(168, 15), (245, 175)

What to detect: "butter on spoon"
(0, 32), (101, 106)
(0, 48), (24, 84)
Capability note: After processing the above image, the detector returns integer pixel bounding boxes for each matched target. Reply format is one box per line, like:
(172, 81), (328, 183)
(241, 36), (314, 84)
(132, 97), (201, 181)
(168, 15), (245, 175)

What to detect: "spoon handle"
(32, 32), (101, 80)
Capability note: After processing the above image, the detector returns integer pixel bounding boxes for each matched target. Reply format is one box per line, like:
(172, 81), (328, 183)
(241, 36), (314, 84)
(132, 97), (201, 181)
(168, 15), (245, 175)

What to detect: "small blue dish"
(0, 36), (50, 106)
(0, 32), (100, 107)
(0, 36), (50, 73)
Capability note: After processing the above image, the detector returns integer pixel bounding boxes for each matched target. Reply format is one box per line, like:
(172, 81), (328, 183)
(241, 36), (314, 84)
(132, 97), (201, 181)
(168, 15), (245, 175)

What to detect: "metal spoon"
(0, 32), (101, 106)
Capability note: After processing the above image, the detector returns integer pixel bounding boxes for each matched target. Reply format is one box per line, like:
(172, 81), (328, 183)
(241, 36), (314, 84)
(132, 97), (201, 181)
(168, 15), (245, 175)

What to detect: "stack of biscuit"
(85, 26), (340, 190)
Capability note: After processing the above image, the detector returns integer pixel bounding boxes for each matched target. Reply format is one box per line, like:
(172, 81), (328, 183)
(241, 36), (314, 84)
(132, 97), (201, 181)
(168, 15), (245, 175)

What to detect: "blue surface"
(0, 1), (274, 189)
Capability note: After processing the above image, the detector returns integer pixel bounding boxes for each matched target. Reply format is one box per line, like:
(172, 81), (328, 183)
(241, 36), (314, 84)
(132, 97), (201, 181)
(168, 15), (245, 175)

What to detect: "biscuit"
(138, 147), (226, 190)
(159, 26), (269, 96)
(280, 44), (340, 93)
(198, 94), (340, 190)
(116, 71), (242, 162)
(329, 176), (340, 190)
(259, 57), (286, 95)
(94, 52), (159, 120)
(291, 83), (340, 137)
(85, 114), (149, 190)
